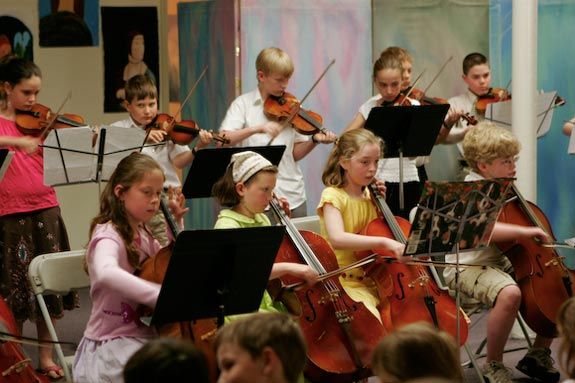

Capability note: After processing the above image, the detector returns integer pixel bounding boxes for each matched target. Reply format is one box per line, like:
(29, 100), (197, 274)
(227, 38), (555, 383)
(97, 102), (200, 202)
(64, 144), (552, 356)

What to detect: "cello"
(497, 184), (574, 338)
(137, 190), (218, 382)
(0, 296), (49, 383)
(269, 198), (387, 383)
(359, 184), (469, 345)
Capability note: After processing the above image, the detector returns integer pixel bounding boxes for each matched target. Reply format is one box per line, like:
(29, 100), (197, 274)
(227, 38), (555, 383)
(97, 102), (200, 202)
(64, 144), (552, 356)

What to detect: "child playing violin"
(443, 122), (559, 383)
(445, 52), (494, 153)
(73, 152), (186, 382)
(212, 150), (318, 316)
(0, 55), (76, 380)
(343, 50), (421, 218)
(218, 47), (336, 218)
(317, 129), (405, 327)
(112, 74), (212, 245)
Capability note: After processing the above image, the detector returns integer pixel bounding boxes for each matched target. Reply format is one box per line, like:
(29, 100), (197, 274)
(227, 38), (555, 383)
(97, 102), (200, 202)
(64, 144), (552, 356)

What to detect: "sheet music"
(485, 91), (557, 138)
(44, 125), (150, 186)
(0, 149), (14, 181)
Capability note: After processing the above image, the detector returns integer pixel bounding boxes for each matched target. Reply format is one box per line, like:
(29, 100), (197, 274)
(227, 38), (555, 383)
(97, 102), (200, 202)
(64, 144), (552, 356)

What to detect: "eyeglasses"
(495, 156), (519, 166)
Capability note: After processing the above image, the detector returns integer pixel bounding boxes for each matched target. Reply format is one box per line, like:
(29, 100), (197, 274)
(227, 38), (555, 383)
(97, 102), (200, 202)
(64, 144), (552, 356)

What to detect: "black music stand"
(182, 145), (286, 199)
(365, 104), (449, 210)
(404, 178), (513, 365)
(148, 226), (285, 327)
(0, 149), (14, 181)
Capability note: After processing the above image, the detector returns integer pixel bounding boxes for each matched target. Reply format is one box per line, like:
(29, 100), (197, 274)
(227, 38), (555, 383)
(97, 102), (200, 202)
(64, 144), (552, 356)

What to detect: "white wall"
(3, 0), (168, 249)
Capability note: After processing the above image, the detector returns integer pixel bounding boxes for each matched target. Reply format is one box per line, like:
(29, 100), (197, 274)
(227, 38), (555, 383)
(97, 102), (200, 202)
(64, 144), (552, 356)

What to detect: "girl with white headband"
(212, 150), (318, 315)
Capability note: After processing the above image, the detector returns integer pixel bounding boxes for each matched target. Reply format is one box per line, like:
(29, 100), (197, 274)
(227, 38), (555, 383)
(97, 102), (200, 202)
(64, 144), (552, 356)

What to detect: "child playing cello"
(444, 122), (559, 383)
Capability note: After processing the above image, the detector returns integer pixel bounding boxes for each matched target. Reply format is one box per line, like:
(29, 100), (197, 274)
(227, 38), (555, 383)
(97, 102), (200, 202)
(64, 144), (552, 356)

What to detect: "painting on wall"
(38, 0), (99, 46)
(101, 6), (159, 113)
(0, 15), (33, 60)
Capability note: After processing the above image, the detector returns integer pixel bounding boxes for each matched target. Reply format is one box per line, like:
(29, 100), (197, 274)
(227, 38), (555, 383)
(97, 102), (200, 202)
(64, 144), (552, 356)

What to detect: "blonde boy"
(218, 47), (336, 218)
(443, 122), (559, 383)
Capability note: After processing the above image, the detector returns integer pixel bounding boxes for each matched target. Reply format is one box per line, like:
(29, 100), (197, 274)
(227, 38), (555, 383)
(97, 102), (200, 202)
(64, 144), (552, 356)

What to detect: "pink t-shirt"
(83, 222), (162, 341)
(0, 116), (58, 216)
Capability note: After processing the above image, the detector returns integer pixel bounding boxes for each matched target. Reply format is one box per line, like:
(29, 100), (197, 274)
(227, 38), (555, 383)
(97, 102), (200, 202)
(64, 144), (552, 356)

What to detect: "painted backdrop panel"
(240, 0), (372, 216)
(373, 0), (489, 182)
(490, 0), (575, 266)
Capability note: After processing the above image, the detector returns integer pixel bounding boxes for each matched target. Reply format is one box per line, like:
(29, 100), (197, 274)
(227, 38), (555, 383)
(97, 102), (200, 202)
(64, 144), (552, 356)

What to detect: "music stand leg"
(399, 147), (404, 211)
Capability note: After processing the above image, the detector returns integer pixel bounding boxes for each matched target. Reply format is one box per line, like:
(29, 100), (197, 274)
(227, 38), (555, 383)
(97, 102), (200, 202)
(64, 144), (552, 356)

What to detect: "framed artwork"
(101, 6), (159, 113)
(0, 15), (33, 60)
(38, 0), (99, 46)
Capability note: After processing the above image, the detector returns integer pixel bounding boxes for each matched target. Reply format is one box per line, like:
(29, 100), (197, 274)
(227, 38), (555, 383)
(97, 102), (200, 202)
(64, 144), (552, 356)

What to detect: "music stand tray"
(405, 179), (513, 257)
(182, 145), (286, 199)
(150, 226), (285, 327)
(365, 104), (449, 158)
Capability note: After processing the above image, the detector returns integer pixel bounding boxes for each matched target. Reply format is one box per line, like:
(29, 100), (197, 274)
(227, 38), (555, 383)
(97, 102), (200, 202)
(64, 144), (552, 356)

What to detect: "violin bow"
(422, 56), (453, 95)
(401, 69), (426, 101)
(173, 65), (208, 120)
(281, 253), (485, 291)
(38, 91), (72, 140)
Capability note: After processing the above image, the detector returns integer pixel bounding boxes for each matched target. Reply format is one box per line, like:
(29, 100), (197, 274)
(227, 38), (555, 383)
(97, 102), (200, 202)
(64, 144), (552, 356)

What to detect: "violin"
(474, 87), (511, 116)
(264, 92), (324, 136)
(269, 197), (387, 383)
(15, 103), (85, 137)
(357, 184), (469, 345)
(138, 189), (218, 382)
(497, 184), (575, 338)
(0, 296), (49, 383)
(407, 88), (448, 106)
(147, 113), (229, 145)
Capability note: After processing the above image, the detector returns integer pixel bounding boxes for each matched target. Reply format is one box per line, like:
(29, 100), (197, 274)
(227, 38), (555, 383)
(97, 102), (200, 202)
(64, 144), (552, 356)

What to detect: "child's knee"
(496, 284), (521, 309)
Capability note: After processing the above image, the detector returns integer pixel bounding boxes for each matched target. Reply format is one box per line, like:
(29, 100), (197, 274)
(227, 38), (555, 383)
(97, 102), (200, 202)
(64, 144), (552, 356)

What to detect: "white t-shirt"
(448, 89), (483, 155)
(443, 171), (501, 281)
(358, 94), (420, 183)
(111, 117), (190, 188)
(219, 89), (309, 209)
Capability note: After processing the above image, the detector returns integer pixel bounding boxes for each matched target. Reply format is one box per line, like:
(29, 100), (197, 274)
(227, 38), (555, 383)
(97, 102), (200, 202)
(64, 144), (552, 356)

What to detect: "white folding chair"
(291, 215), (321, 233)
(28, 250), (89, 382)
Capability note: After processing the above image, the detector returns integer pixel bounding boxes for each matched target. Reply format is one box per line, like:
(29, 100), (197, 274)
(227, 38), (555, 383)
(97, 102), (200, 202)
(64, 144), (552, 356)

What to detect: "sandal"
(37, 364), (65, 380)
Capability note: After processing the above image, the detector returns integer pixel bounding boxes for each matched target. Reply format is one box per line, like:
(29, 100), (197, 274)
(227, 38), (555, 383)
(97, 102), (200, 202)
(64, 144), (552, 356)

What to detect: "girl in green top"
(212, 151), (318, 313)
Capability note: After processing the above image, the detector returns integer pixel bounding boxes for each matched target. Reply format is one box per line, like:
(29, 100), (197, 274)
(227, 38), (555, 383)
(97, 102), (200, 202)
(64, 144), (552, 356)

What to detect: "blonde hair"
(255, 47), (294, 78)
(462, 122), (520, 172)
(373, 49), (404, 79)
(214, 313), (306, 383)
(322, 129), (383, 187)
(89, 152), (164, 269)
(381, 46), (413, 65)
(558, 297), (575, 378)
(371, 322), (463, 382)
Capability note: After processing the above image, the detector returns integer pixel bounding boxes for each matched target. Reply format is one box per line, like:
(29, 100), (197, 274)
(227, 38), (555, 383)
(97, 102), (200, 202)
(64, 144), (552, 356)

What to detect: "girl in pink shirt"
(73, 152), (168, 383)
(0, 55), (74, 380)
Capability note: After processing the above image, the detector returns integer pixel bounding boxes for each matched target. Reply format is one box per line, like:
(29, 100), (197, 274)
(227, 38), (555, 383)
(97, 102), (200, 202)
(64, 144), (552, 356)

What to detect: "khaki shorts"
(445, 257), (516, 307)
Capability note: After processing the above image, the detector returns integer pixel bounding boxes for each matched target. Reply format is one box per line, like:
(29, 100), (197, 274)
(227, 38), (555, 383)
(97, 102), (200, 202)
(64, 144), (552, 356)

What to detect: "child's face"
(340, 143), (380, 188)
(217, 342), (267, 383)
(374, 68), (402, 102)
(125, 96), (158, 126)
(257, 71), (290, 98)
(4, 75), (41, 111)
(401, 59), (412, 91)
(237, 172), (276, 215)
(463, 63), (491, 96)
(477, 156), (517, 179)
(115, 169), (163, 229)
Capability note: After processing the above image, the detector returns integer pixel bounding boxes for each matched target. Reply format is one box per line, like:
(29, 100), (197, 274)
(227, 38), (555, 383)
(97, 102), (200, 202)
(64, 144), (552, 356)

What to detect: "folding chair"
(28, 250), (89, 382)
(291, 215), (321, 233)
